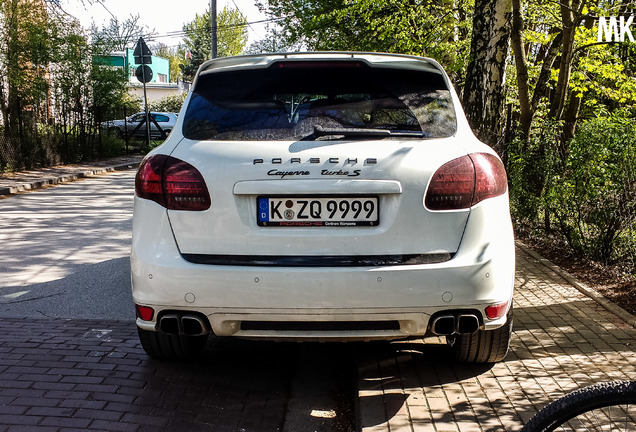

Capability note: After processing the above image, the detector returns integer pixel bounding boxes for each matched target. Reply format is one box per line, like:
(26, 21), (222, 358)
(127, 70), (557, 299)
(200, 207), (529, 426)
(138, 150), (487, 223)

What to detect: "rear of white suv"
(131, 52), (515, 362)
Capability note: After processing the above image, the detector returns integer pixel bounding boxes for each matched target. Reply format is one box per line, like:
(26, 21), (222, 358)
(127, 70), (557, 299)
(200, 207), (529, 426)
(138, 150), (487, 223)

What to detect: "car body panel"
(166, 137), (478, 256)
(130, 52), (515, 342)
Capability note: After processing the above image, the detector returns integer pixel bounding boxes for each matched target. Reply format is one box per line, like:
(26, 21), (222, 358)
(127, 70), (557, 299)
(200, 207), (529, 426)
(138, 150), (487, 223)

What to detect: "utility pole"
(211, 0), (217, 59)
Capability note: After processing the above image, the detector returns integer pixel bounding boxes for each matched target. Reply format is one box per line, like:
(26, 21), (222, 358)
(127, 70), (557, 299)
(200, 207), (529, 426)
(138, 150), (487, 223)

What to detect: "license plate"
(257, 196), (379, 227)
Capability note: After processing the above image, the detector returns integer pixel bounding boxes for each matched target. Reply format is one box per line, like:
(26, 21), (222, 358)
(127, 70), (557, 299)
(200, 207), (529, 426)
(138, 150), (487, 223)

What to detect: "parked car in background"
(103, 112), (178, 139)
(131, 52), (516, 362)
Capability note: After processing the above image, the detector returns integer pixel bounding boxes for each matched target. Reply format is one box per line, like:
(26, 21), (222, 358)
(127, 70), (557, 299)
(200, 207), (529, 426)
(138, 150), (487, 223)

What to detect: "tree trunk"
(531, 32), (562, 114)
(462, 0), (512, 152)
(510, 0), (532, 139)
(548, 0), (586, 120)
(562, 92), (582, 145)
(510, 0), (565, 140)
(0, 83), (8, 135)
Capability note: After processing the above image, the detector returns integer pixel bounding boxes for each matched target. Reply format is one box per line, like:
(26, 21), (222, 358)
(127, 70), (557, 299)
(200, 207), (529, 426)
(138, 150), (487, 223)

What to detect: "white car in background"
(131, 52), (515, 362)
(104, 112), (177, 139)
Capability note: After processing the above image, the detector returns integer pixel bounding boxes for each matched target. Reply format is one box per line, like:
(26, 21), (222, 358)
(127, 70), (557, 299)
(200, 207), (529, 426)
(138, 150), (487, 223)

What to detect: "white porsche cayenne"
(131, 52), (515, 362)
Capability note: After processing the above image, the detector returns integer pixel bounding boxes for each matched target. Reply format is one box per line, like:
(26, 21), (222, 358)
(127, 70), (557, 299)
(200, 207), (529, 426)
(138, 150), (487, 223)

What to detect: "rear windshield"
(183, 60), (457, 141)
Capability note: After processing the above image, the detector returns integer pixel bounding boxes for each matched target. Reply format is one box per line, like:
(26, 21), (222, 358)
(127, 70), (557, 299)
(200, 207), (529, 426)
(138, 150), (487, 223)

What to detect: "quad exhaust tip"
(159, 313), (210, 336)
(431, 312), (480, 336)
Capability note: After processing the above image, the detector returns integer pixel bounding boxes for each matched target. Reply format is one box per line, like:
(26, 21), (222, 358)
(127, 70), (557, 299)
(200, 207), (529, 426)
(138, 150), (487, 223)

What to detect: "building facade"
(106, 49), (182, 105)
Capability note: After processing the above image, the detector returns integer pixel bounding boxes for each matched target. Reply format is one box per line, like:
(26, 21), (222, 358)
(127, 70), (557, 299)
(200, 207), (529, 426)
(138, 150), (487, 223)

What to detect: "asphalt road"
(0, 171), (135, 320)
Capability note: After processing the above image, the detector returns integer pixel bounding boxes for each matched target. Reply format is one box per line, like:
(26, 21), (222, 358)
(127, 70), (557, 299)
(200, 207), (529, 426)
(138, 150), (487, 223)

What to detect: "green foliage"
(571, 24), (636, 109)
(507, 117), (563, 223)
(0, 0), (50, 132)
(121, 93), (142, 116)
(90, 57), (129, 122)
(260, 0), (473, 81)
(508, 111), (636, 273)
(148, 93), (187, 113)
(154, 43), (185, 83)
(502, 0), (636, 274)
(180, 6), (248, 81)
(89, 18), (136, 123)
(0, 1), (139, 169)
(550, 116), (636, 264)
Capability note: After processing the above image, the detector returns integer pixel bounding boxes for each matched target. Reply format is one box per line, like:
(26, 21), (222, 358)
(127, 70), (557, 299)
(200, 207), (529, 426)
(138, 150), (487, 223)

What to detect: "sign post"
(211, 0), (217, 59)
(133, 37), (153, 149)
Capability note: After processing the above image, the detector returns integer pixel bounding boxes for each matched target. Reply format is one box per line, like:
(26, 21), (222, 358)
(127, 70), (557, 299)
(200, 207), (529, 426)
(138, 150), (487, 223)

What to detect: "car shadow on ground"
(356, 340), (494, 429)
(133, 338), (296, 431)
(134, 337), (360, 432)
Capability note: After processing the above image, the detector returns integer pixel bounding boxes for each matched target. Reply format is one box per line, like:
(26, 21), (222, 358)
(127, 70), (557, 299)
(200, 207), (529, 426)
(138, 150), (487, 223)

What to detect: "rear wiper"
(303, 125), (427, 140)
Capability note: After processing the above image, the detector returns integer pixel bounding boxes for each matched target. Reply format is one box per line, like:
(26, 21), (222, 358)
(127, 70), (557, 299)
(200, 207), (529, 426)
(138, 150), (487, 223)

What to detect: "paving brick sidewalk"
(0, 156), (143, 196)
(0, 320), (294, 432)
(357, 246), (636, 432)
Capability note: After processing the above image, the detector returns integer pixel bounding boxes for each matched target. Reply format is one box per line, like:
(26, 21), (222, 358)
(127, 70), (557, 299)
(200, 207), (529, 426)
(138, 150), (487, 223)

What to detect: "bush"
(148, 93), (187, 113)
(551, 117), (636, 266)
(507, 118), (562, 225)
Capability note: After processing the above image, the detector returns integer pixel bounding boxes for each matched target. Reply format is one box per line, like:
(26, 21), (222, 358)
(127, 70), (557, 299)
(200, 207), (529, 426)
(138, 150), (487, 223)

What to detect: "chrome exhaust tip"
(159, 314), (181, 335)
(181, 314), (209, 336)
(158, 313), (211, 336)
(456, 314), (480, 334)
(431, 314), (456, 336)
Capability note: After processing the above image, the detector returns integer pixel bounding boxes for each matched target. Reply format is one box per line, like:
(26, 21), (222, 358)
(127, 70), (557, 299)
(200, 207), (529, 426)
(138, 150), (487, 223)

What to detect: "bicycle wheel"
(522, 381), (636, 432)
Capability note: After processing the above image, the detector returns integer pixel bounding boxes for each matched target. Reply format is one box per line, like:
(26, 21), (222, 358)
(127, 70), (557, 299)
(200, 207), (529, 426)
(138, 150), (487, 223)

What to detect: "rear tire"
(447, 308), (513, 363)
(137, 328), (208, 360)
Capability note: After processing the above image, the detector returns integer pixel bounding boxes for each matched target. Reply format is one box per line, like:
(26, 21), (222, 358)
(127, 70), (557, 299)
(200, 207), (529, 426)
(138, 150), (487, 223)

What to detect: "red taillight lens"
(135, 155), (211, 211)
(425, 153), (507, 211)
(277, 61), (362, 69)
(425, 156), (475, 210)
(135, 155), (166, 207)
(163, 159), (211, 211)
(470, 153), (508, 206)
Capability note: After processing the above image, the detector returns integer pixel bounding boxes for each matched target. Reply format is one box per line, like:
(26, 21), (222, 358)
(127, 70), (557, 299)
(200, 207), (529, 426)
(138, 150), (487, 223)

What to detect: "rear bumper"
(136, 310), (509, 341)
(131, 198), (515, 340)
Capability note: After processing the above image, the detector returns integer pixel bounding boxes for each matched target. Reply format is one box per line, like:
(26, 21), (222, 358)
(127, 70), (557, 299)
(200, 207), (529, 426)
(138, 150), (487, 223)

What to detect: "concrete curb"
(516, 240), (636, 329)
(0, 161), (141, 196)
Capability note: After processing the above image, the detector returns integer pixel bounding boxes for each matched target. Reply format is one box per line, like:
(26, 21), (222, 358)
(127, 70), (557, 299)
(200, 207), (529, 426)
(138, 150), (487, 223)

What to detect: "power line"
(85, 10), (286, 52)
(143, 16), (285, 42)
(96, 1), (117, 20)
(230, 0), (254, 34)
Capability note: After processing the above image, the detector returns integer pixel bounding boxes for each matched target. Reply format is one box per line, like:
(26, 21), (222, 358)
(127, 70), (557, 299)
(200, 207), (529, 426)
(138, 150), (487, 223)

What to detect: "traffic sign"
(135, 65), (153, 83)
(133, 37), (152, 65)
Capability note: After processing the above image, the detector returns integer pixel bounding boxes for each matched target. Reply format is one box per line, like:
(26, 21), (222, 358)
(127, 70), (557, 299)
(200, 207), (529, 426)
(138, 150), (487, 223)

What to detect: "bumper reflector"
(135, 305), (155, 321)
(485, 302), (509, 320)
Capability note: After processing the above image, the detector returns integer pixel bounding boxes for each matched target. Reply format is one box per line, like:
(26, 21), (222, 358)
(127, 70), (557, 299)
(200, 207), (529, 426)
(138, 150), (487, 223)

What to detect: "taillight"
(470, 153), (508, 205)
(425, 156), (475, 210)
(135, 155), (166, 207)
(135, 155), (211, 211)
(425, 153), (507, 211)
